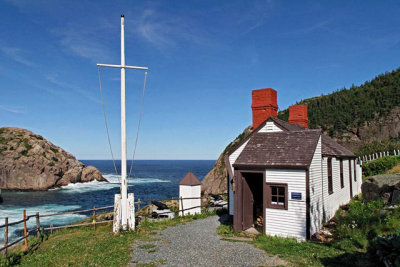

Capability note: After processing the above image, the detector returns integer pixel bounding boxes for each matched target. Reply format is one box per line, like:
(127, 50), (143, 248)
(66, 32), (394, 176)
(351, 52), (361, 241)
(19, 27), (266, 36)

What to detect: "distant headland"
(0, 127), (107, 191)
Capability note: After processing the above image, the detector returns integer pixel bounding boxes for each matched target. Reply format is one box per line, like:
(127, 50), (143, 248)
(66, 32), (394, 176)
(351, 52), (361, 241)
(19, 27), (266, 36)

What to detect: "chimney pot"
(251, 88), (278, 129)
(288, 105), (308, 128)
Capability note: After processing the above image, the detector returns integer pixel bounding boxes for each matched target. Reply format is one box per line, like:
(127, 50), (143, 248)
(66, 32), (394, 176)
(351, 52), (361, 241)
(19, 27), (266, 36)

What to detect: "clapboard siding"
(259, 121), (283, 133)
(309, 136), (322, 235)
(228, 140), (249, 174)
(355, 164), (362, 195)
(322, 157), (352, 221)
(265, 169), (307, 240)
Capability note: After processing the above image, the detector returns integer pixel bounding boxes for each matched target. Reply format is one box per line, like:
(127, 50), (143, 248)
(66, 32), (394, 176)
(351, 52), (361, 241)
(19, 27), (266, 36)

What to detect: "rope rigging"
(97, 66), (148, 180)
(128, 71), (148, 178)
(97, 66), (119, 178)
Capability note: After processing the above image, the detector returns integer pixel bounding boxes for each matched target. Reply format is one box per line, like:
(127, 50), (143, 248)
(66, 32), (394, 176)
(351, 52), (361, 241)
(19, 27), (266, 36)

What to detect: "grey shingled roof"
(267, 117), (355, 158)
(233, 130), (321, 168)
(321, 135), (355, 157)
(268, 116), (305, 131)
(179, 171), (201, 185)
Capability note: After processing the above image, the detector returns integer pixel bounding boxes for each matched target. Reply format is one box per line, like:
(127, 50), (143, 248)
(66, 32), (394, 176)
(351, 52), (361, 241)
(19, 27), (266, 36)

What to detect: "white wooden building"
(226, 88), (362, 241)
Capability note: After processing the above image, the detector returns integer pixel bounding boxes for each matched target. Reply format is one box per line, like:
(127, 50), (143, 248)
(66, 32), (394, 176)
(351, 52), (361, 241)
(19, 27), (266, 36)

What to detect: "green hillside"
(278, 68), (400, 155)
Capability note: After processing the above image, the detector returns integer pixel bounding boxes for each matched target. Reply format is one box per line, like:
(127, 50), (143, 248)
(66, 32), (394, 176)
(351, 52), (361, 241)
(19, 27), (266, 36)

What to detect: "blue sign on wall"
(291, 192), (302, 200)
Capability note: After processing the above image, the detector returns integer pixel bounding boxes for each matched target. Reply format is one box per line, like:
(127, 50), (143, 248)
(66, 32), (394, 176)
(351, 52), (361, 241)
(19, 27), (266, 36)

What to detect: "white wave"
(49, 175), (170, 194)
(0, 204), (86, 245)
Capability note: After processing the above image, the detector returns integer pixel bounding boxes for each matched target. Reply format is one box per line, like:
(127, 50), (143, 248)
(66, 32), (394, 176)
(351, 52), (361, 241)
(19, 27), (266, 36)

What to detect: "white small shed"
(179, 171), (202, 216)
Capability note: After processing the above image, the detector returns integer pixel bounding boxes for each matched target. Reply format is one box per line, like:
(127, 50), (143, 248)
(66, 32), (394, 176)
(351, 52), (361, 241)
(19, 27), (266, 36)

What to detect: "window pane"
(272, 196), (277, 203)
(278, 197), (285, 204)
(278, 187), (284, 195)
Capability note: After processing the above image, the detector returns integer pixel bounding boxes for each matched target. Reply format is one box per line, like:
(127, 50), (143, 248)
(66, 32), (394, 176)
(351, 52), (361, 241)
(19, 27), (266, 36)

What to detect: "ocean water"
(0, 160), (215, 243)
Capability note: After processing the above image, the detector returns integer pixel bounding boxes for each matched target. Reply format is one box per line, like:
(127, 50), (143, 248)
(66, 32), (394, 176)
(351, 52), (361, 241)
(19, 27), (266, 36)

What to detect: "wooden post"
(138, 199), (141, 212)
(93, 206), (96, 230)
(23, 210), (27, 249)
(50, 224), (53, 234)
(36, 212), (40, 238)
(180, 196), (184, 216)
(3, 217), (8, 258)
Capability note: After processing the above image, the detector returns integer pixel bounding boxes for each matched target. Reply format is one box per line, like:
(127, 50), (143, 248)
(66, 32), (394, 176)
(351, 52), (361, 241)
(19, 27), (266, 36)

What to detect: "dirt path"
(130, 215), (283, 266)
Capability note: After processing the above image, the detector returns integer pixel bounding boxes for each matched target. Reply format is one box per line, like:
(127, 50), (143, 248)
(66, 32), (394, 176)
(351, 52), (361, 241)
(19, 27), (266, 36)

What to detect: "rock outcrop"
(362, 174), (400, 203)
(0, 127), (107, 190)
(202, 126), (252, 195)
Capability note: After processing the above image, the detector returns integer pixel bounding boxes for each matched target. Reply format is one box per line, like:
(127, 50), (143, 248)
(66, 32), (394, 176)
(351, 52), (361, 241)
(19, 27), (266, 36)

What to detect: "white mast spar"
(97, 15), (148, 231)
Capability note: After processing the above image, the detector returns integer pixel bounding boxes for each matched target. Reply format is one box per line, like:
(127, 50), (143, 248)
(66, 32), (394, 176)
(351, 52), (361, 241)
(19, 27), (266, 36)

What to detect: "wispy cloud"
(0, 104), (25, 114)
(45, 74), (100, 104)
(237, 0), (275, 34)
(290, 20), (331, 35)
(51, 19), (115, 62)
(129, 8), (207, 50)
(0, 46), (34, 66)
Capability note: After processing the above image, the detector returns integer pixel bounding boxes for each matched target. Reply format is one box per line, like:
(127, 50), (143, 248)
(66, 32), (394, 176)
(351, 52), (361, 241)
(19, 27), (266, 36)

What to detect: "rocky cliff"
(202, 126), (252, 195)
(0, 127), (107, 190)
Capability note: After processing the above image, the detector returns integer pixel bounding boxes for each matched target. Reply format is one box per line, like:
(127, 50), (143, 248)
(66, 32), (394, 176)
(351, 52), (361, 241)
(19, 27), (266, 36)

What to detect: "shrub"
(370, 234), (400, 266)
(362, 156), (400, 177)
(23, 138), (32, 151)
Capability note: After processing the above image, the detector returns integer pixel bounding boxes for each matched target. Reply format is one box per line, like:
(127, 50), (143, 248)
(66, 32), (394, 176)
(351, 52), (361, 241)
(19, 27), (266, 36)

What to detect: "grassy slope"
(218, 197), (400, 266)
(1, 210), (217, 267)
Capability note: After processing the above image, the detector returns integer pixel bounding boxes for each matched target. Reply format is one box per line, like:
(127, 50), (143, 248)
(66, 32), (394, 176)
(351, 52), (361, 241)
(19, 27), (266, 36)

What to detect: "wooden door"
(242, 176), (254, 230)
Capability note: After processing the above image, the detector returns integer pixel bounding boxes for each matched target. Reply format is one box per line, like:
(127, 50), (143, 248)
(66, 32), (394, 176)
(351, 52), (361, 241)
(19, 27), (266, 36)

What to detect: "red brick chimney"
(288, 105), (308, 128)
(252, 88), (278, 129)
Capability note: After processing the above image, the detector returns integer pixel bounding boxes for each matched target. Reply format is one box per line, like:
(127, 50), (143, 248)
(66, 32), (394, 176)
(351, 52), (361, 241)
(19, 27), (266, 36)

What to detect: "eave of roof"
(179, 171), (201, 185)
(233, 130), (321, 169)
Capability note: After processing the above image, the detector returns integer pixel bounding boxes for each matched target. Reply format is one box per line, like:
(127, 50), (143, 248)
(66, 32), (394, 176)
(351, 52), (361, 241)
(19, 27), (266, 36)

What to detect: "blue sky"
(1, 0), (399, 160)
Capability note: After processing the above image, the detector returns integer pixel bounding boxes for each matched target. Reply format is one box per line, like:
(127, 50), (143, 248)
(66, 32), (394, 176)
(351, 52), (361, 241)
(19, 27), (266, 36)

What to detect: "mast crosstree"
(97, 15), (149, 232)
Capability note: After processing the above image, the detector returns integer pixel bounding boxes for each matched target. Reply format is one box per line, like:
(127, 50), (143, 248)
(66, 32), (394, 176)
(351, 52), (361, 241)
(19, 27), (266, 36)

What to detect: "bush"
(370, 233), (400, 266)
(362, 156), (400, 177)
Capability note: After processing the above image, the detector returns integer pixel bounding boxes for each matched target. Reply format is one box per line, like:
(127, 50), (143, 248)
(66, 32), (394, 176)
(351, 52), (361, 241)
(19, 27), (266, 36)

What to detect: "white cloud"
(129, 8), (207, 50)
(51, 19), (115, 62)
(0, 46), (34, 66)
(0, 104), (24, 114)
(45, 74), (100, 104)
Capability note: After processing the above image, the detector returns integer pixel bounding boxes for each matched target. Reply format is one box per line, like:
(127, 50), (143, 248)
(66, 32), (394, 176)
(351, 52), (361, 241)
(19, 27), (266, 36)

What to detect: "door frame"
(233, 169), (266, 234)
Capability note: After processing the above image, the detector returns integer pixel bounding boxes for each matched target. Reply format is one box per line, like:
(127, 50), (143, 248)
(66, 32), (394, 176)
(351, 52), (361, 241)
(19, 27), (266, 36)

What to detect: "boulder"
(0, 127), (108, 190)
(81, 166), (106, 182)
(361, 174), (400, 203)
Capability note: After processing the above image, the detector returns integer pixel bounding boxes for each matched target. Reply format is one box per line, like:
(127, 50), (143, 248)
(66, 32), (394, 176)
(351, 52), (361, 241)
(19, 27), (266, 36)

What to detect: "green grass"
(0, 209), (218, 267)
(217, 197), (399, 266)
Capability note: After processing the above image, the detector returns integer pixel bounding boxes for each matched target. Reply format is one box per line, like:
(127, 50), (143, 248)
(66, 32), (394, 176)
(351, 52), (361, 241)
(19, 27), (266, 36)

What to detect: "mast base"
(113, 193), (135, 233)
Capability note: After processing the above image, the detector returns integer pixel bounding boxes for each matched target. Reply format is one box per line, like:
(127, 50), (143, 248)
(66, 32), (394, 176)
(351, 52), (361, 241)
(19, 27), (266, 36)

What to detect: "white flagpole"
(97, 15), (148, 233)
(120, 14), (128, 230)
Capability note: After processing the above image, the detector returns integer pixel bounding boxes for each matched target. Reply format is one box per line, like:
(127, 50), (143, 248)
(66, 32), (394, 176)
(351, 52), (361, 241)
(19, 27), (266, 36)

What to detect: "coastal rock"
(0, 127), (108, 191)
(362, 174), (400, 203)
(81, 166), (106, 182)
(202, 126), (252, 195)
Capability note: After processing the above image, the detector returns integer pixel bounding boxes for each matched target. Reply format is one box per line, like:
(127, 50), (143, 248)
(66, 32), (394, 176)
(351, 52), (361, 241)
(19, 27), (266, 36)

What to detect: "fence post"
(50, 224), (53, 234)
(138, 198), (141, 212)
(3, 217), (8, 258)
(93, 206), (96, 231)
(36, 212), (40, 238)
(23, 210), (28, 249)
(180, 196), (184, 216)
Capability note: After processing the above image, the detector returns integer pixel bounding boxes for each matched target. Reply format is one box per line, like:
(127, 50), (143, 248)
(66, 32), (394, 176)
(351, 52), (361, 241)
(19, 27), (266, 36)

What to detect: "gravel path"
(130, 215), (283, 266)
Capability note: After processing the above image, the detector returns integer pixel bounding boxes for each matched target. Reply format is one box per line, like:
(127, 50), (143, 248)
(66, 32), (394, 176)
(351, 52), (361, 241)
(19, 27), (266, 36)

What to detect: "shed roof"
(179, 171), (201, 186)
(233, 130), (321, 169)
(267, 117), (355, 158)
(321, 135), (355, 157)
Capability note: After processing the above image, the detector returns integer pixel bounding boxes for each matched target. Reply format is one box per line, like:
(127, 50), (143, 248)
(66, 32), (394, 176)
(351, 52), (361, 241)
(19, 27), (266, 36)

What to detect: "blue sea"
(0, 160), (215, 243)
